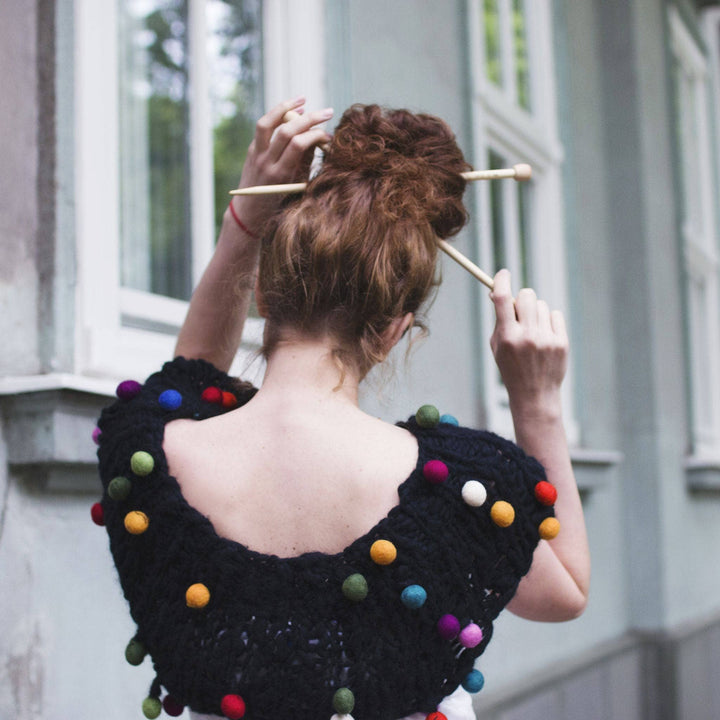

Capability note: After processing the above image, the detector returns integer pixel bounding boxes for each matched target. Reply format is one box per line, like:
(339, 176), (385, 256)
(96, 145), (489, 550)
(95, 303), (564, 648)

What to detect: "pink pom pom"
(459, 622), (483, 648)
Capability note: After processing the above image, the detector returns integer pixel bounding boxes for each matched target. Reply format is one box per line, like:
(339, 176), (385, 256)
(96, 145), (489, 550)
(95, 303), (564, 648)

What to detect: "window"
(467, 0), (575, 440)
(73, 0), (325, 380)
(676, 8), (720, 458)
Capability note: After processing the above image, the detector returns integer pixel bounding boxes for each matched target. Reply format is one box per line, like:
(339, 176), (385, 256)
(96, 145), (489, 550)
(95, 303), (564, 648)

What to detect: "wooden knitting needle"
(437, 240), (495, 290)
(229, 164), (532, 196)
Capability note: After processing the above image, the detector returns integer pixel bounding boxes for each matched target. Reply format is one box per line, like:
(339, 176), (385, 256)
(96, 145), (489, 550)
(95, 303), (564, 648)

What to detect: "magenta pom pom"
(92, 426), (102, 445)
(423, 460), (449, 484)
(437, 613), (460, 640)
(116, 380), (142, 400)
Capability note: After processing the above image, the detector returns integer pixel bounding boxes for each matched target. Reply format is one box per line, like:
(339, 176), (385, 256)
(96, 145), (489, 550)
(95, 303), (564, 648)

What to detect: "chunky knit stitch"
(96, 357), (554, 720)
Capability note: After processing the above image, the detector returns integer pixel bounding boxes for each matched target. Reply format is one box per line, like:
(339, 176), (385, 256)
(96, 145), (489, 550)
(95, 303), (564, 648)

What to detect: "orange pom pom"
(186, 583), (211, 608)
(490, 500), (515, 527)
(370, 539), (397, 565)
(124, 510), (149, 534)
(539, 517), (560, 540)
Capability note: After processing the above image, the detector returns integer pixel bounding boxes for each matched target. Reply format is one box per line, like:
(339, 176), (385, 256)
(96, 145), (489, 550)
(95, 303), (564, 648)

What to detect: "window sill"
(0, 377), (115, 493)
(686, 455), (720, 492)
(570, 448), (624, 494)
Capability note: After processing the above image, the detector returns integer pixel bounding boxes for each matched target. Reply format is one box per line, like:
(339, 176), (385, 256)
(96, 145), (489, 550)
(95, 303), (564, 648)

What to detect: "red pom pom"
(90, 502), (105, 526)
(534, 480), (558, 506)
(220, 694), (246, 719)
(221, 391), (238, 409)
(162, 696), (184, 717)
(201, 386), (223, 404)
(426, 713), (448, 720)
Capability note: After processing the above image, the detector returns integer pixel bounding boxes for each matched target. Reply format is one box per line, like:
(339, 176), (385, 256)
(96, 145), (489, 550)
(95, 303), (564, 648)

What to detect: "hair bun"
(318, 104), (471, 239)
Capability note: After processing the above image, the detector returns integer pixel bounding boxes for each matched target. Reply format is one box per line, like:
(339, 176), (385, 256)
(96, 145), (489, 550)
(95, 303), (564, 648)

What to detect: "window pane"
(512, 0), (531, 110)
(489, 149), (506, 272)
(208, 0), (264, 236)
(518, 178), (532, 287)
(119, 0), (192, 300)
(484, 0), (502, 86)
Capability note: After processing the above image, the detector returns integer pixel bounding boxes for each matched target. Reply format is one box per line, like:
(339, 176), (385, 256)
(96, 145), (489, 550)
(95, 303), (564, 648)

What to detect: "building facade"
(2, 1), (720, 718)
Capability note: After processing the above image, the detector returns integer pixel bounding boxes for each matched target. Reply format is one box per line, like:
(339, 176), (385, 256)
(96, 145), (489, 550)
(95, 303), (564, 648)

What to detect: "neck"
(259, 334), (362, 407)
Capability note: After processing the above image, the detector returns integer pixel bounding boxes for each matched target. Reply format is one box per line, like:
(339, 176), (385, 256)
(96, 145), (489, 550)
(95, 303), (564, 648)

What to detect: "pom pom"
(142, 696), (162, 719)
(108, 476), (132, 501)
(158, 389), (182, 410)
(369, 539), (397, 565)
(221, 694), (246, 719)
(92, 426), (102, 445)
(459, 623), (483, 648)
(426, 713), (448, 720)
(538, 517), (560, 540)
(490, 501), (515, 528)
(201, 386), (223, 404)
(124, 511), (149, 535)
(90, 502), (105, 526)
(342, 574), (368, 602)
(415, 404), (440, 428)
(116, 380), (142, 400)
(401, 584), (427, 609)
(124, 638), (146, 666)
(222, 391), (238, 409)
(437, 614), (460, 640)
(461, 669), (485, 693)
(186, 583), (211, 608)
(534, 480), (558, 506)
(439, 414), (458, 426)
(461, 480), (487, 507)
(423, 459), (449, 484)
(130, 451), (154, 477)
(333, 688), (355, 715)
(163, 696), (185, 717)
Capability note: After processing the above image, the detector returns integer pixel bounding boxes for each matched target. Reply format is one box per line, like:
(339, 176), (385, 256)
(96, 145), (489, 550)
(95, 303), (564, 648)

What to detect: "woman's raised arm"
(174, 98), (333, 372)
(489, 269), (591, 621)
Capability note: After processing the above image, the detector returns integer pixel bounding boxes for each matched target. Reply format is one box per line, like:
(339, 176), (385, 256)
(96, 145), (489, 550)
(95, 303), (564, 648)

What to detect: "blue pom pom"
(401, 584), (427, 609)
(440, 413), (459, 426)
(462, 669), (485, 693)
(158, 389), (182, 410)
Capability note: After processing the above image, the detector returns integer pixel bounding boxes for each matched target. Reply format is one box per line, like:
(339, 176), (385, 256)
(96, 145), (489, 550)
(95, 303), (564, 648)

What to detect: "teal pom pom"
(416, 404), (440, 428)
(462, 669), (485, 693)
(440, 413), (459, 426)
(401, 584), (427, 609)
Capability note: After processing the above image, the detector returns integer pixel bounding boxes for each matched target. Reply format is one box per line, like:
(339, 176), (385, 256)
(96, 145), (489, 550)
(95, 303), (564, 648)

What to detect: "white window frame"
(676, 7), (720, 460)
(467, 0), (577, 442)
(73, 0), (325, 382)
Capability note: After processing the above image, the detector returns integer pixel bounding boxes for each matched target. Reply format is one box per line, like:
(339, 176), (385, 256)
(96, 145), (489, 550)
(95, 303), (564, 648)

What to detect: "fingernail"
(320, 107), (334, 119)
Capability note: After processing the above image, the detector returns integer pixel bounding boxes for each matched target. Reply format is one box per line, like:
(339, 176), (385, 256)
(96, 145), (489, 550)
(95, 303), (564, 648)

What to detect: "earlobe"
(384, 313), (415, 353)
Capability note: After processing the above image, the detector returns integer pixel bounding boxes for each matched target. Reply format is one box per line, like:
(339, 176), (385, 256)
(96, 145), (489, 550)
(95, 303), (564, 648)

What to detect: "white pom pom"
(462, 480), (487, 507)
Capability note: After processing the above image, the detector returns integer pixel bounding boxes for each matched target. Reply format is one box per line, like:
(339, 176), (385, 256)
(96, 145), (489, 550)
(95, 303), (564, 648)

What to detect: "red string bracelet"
(228, 200), (258, 240)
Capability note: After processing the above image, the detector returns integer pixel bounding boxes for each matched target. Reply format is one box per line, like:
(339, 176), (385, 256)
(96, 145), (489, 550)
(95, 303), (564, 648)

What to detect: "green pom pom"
(416, 404), (440, 428)
(130, 451), (154, 476)
(142, 697), (162, 719)
(333, 687), (355, 715)
(124, 639), (146, 666)
(108, 476), (132, 501)
(342, 573), (368, 602)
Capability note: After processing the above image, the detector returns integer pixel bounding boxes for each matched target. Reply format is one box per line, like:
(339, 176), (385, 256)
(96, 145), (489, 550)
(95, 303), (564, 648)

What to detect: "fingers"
(490, 269), (516, 330)
(266, 106), (334, 165)
(254, 97), (306, 152)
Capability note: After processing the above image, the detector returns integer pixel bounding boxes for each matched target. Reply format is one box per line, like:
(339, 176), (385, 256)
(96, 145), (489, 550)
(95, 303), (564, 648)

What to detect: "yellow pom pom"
(490, 501), (515, 528)
(539, 517), (560, 540)
(186, 583), (211, 608)
(124, 510), (149, 535)
(370, 539), (397, 565)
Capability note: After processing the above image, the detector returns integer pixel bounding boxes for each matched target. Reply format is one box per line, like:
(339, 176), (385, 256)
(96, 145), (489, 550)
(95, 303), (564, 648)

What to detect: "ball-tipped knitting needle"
(229, 163), (532, 196)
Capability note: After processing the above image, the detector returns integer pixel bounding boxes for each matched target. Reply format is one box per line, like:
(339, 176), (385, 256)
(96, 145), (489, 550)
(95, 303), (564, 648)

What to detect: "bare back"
(163, 398), (418, 557)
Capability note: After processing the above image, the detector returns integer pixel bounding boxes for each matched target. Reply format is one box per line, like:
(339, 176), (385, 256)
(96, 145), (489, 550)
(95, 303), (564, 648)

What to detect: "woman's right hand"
(229, 98), (334, 236)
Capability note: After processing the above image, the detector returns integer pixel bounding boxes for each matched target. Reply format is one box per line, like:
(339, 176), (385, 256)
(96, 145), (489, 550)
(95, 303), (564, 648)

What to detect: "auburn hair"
(258, 104), (471, 376)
